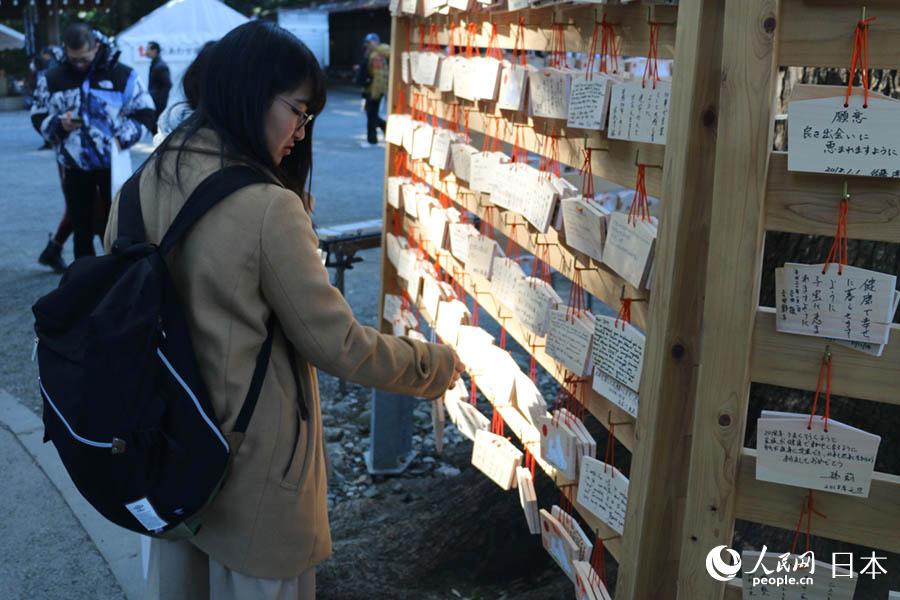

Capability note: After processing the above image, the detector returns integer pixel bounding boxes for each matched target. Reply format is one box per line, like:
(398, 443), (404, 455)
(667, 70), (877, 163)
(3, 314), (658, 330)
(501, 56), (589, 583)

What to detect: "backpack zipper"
(39, 379), (114, 449)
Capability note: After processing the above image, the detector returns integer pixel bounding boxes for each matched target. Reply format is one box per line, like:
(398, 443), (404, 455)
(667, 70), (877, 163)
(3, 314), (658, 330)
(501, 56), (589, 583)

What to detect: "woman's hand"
(447, 349), (466, 391)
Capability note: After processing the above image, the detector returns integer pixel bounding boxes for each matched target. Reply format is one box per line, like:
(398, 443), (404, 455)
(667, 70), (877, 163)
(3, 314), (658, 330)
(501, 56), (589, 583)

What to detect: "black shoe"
(38, 236), (67, 273)
(37, 141), (52, 150)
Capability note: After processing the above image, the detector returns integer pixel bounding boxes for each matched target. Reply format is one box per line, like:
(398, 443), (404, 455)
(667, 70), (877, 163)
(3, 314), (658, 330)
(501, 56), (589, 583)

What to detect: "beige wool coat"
(104, 130), (456, 578)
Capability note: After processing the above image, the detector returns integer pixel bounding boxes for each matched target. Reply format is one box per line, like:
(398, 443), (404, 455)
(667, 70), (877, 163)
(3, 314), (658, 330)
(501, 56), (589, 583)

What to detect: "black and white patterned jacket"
(30, 31), (156, 171)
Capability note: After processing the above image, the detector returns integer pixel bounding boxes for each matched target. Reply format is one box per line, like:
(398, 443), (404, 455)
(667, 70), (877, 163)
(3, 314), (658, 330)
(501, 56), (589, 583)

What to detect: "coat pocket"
(279, 402), (308, 490)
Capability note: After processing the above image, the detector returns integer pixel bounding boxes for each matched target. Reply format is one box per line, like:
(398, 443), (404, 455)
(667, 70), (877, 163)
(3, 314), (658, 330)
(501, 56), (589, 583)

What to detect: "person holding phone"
(30, 22), (155, 260)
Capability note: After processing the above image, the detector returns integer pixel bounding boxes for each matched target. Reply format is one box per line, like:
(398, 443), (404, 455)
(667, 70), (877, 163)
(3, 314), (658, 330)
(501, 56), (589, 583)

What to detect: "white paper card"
(383, 293), (403, 323)
(775, 263), (897, 345)
(498, 62), (528, 112)
(514, 278), (562, 337)
(491, 257), (527, 311)
(546, 309), (595, 376)
(530, 68), (571, 120)
(561, 196), (609, 262)
(592, 369), (639, 418)
(448, 222), (478, 263)
(603, 212), (656, 288)
(788, 92), (900, 178)
(607, 80), (671, 145)
(472, 429), (523, 490)
(540, 509), (579, 582)
(435, 299), (470, 346)
(444, 382), (489, 440)
(576, 456), (628, 535)
(567, 74), (613, 131)
(591, 316), (645, 392)
(385, 114), (412, 147)
(467, 234), (501, 279)
(756, 411), (881, 498)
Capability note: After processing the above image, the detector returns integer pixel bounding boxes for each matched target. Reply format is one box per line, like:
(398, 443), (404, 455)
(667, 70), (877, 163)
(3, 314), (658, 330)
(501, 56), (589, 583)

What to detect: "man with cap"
(357, 32), (390, 148)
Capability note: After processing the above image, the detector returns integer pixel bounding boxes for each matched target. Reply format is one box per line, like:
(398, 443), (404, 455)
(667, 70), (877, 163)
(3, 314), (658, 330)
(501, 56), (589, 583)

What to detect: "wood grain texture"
(415, 86), (667, 198)
(751, 308), (900, 406)
(403, 5), (678, 58)
(677, 1), (782, 598)
(614, 0), (726, 598)
(735, 449), (900, 553)
(378, 18), (411, 334)
(780, 0), (900, 68)
(400, 208), (639, 452)
(766, 152), (900, 243)
(409, 160), (651, 329)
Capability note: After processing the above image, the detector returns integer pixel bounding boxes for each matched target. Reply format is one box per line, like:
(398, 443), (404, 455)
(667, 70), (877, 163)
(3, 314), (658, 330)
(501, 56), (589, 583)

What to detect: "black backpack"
(32, 165), (298, 539)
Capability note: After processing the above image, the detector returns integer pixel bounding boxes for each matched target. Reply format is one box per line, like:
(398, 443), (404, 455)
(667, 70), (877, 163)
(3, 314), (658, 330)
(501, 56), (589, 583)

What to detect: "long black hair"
(155, 21), (327, 197)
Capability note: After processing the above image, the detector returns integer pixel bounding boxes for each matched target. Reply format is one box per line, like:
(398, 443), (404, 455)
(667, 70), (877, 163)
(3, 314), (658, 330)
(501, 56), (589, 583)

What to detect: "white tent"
(0, 23), (25, 51)
(116, 0), (249, 104)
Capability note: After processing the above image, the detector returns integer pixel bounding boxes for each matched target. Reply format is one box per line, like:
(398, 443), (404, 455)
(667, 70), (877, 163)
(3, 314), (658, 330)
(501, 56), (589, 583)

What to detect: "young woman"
(104, 22), (464, 600)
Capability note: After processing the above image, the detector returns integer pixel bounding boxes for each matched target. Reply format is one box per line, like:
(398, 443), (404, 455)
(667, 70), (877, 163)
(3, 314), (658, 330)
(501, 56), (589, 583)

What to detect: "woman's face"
(265, 83), (313, 165)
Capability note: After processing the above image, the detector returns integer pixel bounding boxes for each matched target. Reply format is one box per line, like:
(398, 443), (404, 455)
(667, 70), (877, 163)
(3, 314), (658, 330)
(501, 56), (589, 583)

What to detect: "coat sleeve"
(260, 187), (456, 399)
(29, 75), (64, 144)
(112, 70), (157, 149)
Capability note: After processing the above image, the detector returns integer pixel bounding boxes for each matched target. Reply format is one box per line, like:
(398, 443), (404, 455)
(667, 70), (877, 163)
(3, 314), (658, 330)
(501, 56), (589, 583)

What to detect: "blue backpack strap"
(158, 165), (272, 257)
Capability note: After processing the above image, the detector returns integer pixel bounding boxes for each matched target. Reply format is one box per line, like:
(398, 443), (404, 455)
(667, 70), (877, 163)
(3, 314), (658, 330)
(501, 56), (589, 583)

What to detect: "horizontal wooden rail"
(765, 153), (900, 243)
(735, 449), (900, 553)
(410, 4), (677, 59)
(413, 85), (666, 198)
(779, 0), (900, 68)
(751, 308), (900, 406)
(409, 160), (651, 329)
(397, 209), (639, 451)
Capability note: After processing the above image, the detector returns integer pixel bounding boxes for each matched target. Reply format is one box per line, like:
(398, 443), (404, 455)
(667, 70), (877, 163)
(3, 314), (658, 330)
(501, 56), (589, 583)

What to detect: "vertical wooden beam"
(377, 16), (410, 334)
(676, 1), (782, 598)
(614, 1), (726, 598)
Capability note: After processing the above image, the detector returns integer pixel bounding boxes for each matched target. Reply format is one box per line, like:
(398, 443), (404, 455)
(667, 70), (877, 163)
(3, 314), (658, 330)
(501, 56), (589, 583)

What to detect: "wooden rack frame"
(375, 1), (900, 598)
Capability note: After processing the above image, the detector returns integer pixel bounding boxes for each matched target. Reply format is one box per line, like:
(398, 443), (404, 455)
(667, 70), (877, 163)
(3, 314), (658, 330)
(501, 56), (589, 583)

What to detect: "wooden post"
(676, 1), (782, 598)
(613, 1), (726, 598)
(377, 16), (410, 335)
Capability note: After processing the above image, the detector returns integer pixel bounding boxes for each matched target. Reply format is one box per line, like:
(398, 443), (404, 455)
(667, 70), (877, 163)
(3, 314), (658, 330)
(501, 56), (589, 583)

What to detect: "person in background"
(153, 40), (216, 145)
(30, 22), (155, 261)
(358, 32), (389, 148)
(147, 41), (172, 131)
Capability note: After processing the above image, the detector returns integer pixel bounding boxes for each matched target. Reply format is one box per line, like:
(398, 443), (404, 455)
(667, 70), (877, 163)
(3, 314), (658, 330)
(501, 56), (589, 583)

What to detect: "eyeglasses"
(278, 97), (314, 131)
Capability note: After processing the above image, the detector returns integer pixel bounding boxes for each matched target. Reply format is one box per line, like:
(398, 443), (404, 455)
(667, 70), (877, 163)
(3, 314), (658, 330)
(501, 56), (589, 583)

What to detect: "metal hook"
(634, 149), (663, 169)
(842, 180), (850, 200)
(607, 410), (633, 428)
(584, 136), (609, 153)
(619, 285), (647, 302)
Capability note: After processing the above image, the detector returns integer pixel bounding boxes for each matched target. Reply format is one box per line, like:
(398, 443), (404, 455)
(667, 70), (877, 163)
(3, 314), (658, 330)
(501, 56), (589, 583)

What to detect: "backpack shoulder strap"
(158, 165), (273, 256)
(114, 168), (148, 248)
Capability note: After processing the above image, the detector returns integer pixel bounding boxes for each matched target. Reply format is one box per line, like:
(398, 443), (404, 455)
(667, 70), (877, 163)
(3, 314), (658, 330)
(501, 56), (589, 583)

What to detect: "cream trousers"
(144, 538), (316, 600)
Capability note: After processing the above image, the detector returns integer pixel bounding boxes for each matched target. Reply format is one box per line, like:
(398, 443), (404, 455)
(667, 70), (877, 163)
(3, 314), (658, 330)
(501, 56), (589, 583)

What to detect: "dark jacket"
(30, 31), (156, 171)
(148, 55), (172, 114)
